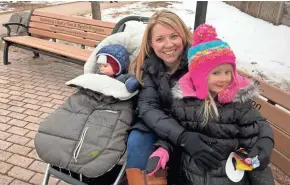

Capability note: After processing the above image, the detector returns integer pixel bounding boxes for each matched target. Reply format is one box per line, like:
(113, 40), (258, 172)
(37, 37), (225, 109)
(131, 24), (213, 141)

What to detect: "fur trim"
(171, 82), (184, 99)
(171, 81), (259, 103)
(232, 82), (259, 103)
(65, 73), (138, 100)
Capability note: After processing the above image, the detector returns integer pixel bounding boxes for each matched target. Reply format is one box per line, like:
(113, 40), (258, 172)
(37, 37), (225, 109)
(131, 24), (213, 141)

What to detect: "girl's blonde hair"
(201, 93), (219, 127)
(129, 10), (192, 82)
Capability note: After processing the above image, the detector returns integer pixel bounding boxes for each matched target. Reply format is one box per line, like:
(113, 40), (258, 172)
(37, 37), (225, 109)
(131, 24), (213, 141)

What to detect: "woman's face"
(150, 23), (184, 65)
(207, 64), (233, 94)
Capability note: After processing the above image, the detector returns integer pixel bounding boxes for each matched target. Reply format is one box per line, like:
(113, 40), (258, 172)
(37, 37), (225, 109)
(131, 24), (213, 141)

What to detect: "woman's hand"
(145, 147), (169, 176)
(177, 132), (223, 169)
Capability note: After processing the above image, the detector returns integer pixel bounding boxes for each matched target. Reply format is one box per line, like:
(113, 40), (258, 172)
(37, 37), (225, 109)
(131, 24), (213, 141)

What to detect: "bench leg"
(3, 42), (11, 65)
(33, 52), (40, 59)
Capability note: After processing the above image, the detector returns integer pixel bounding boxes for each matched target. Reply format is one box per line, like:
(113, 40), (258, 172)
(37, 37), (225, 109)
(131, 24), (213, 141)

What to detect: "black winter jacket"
(155, 82), (274, 185)
(131, 50), (189, 145)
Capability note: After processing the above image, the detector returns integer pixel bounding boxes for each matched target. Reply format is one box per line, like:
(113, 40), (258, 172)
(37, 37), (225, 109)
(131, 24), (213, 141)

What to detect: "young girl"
(145, 24), (275, 185)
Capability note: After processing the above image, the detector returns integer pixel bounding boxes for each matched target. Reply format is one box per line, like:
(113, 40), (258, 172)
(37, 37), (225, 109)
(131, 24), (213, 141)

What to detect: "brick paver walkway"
(0, 47), (83, 185)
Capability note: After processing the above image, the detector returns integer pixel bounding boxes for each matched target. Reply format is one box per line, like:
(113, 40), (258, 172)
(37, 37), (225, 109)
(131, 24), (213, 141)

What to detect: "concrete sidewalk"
(0, 1), (134, 37)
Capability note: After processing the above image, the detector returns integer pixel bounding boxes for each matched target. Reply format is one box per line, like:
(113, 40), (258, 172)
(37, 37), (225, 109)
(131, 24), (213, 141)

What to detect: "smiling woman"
(125, 10), (194, 185)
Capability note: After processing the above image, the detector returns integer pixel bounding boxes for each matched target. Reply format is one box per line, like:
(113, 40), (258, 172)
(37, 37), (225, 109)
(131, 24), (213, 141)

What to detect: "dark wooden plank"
(29, 22), (107, 41)
(4, 36), (91, 61)
(30, 16), (114, 36)
(271, 148), (290, 177)
(29, 28), (97, 47)
(238, 69), (290, 110)
(271, 124), (290, 158)
(254, 97), (290, 133)
(32, 11), (115, 29)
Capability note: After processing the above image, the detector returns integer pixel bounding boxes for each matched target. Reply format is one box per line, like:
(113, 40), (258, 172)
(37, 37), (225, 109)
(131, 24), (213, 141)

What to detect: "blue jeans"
(126, 129), (157, 170)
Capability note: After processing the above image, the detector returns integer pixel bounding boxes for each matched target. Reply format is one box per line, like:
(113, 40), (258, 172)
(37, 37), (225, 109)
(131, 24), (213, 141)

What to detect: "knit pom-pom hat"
(178, 24), (250, 103)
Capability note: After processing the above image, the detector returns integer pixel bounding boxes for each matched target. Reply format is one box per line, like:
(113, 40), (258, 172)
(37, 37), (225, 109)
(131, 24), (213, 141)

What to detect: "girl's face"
(208, 64), (233, 94)
(150, 23), (184, 66)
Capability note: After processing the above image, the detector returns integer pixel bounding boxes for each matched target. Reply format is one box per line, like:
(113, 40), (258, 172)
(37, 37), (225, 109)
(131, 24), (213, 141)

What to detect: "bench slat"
(30, 16), (113, 36)
(238, 70), (290, 110)
(4, 36), (91, 61)
(29, 22), (108, 42)
(17, 36), (92, 57)
(271, 148), (290, 177)
(32, 11), (116, 29)
(271, 125), (290, 158)
(254, 97), (290, 133)
(29, 28), (97, 47)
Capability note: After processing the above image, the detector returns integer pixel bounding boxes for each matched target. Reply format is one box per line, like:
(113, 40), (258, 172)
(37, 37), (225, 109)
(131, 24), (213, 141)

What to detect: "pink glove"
(145, 147), (169, 176)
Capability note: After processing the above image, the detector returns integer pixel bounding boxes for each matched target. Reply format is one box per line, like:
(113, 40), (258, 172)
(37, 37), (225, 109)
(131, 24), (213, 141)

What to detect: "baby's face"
(98, 63), (114, 76)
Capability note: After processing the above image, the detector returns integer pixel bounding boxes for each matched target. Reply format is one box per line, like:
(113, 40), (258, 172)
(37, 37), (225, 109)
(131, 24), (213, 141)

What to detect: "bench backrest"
(238, 70), (290, 177)
(28, 11), (116, 47)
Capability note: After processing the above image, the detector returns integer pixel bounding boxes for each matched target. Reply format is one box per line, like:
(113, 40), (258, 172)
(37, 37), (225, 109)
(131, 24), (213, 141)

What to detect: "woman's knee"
(126, 130), (157, 169)
(127, 129), (156, 151)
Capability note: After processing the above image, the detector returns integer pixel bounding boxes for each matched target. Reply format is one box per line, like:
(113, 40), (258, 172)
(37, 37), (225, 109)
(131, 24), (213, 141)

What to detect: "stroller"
(35, 16), (149, 185)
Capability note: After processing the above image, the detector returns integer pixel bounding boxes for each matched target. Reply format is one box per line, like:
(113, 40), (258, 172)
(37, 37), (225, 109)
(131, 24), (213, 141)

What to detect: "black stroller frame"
(40, 15), (149, 185)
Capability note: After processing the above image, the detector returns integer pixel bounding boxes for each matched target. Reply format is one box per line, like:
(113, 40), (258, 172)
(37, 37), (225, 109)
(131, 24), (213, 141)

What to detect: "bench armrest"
(2, 23), (29, 37)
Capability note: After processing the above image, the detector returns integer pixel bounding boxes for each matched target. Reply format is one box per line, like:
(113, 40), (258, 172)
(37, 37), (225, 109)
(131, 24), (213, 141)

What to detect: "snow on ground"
(86, 1), (290, 91)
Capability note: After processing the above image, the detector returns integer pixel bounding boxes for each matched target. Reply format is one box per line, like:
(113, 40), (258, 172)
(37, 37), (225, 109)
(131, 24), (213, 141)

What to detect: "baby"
(96, 44), (139, 92)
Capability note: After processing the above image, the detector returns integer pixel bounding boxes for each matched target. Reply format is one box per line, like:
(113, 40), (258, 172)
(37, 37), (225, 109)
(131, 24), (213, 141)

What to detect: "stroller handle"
(112, 16), (150, 34)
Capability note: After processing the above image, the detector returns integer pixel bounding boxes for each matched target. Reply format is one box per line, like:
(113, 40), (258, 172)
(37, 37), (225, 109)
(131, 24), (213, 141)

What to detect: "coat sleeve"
(154, 139), (175, 155)
(138, 72), (185, 145)
(238, 101), (274, 148)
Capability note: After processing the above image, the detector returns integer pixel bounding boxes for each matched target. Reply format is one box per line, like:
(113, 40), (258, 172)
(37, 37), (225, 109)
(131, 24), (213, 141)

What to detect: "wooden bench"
(238, 70), (290, 182)
(1, 10), (148, 66)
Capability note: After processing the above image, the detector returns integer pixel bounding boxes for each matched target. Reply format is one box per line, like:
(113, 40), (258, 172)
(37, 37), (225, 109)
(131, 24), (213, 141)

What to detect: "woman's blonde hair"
(129, 10), (192, 82)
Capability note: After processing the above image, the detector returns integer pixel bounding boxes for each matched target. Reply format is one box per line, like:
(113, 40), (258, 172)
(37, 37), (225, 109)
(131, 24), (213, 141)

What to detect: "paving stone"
(0, 174), (13, 185)
(10, 179), (32, 185)
(8, 166), (35, 181)
(0, 122), (11, 131)
(25, 131), (37, 139)
(7, 119), (29, 127)
(0, 161), (13, 173)
(0, 130), (12, 140)
(0, 150), (13, 161)
(27, 150), (41, 161)
(7, 126), (30, 136)
(7, 144), (32, 155)
(0, 140), (13, 150)
(29, 173), (59, 185)
(28, 160), (47, 173)
(7, 154), (34, 168)
(7, 134), (31, 145)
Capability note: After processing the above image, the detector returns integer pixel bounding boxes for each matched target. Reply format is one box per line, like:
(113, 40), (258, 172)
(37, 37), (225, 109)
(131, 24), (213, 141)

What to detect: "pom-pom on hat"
(178, 24), (249, 103)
